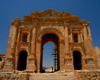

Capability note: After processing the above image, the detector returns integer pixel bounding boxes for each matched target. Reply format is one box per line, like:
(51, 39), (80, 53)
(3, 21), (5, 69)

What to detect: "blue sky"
(0, 0), (100, 67)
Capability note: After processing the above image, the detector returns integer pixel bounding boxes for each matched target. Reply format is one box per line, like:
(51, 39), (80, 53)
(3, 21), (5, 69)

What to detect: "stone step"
(29, 73), (78, 80)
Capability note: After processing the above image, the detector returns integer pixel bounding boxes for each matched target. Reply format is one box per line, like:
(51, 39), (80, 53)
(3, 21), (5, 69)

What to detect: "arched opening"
(17, 50), (27, 71)
(40, 33), (59, 73)
(73, 51), (82, 70)
(0, 58), (2, 61)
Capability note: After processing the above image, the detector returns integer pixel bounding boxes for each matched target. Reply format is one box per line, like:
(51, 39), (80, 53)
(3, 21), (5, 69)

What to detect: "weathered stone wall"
(94, 47), (100, 69)
(0, 73), (30, 80)
(74, 70), (100, 80)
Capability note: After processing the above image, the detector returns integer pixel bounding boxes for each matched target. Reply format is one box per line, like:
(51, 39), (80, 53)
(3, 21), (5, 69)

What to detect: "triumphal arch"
(3, 9), (98, 73)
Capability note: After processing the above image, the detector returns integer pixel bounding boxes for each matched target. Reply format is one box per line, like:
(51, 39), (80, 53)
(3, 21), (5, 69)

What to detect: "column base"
(3, 57), (14, 72)
(27, 57), (36, 72)
(3, 64), (13, 72)
(65, 64), (74, 71)
(86, 64), (96, 70)
(65, 57), (74, 71)
(37, 69), (40, 73)
(85, 57), (96, 70)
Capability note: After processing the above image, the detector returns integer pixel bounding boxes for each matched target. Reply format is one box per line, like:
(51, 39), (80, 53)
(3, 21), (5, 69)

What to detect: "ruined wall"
(94, 47), (100, 69)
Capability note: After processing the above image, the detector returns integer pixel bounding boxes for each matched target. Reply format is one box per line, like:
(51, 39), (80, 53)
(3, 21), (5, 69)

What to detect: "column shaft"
(11, 26), (17, 49)
(80, 33), (83, 42)
(36, 40), (41, 73)
(78, 33), (81, 43)
(65, 26), (69, 53)
(28, 31), (30, 42)
(84, 26), (87, 40)
(59, 40), (64, 71)
(17, 29), (21, 41)
(87, 26), (92, 40)
(31, 27), (36, 54)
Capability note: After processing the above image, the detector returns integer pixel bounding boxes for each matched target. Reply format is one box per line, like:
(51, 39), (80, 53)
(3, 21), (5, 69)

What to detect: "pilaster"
(70, 28), (73, 42)
(36, 39), (42, 73)
(3, 18), (20, 71)
(80, 32), (83, 42)
(64, 22), (69, 53)
(87, 23), (92, 40)
(85, 57), (96, 70)
(81, 57), (86, 69)
(27, 30), (31, 42)
(83, 24), (87, 40)
(26, 57), (36, 72)
(78, 32), (81, 43)
(59, 39), (65, 71)
(17, 28), (21, 41)
(31, 19), (38, 57)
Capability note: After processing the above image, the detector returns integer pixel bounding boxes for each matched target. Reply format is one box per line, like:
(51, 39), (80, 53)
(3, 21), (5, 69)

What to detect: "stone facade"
(2, 9), (99, 73)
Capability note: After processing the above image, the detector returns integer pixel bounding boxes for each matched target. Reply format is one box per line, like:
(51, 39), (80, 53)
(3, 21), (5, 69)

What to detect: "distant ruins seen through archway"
(40, 33), (60, 72)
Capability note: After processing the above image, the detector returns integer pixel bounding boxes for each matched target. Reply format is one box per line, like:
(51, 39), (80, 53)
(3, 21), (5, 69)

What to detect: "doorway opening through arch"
(17, 50), (27, 71)
(40, 33), (60, 73)
(73, 51), (82, 70)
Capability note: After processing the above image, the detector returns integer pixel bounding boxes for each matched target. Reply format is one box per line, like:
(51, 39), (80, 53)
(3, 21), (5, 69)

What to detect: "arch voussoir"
(37, 28), (64, 40)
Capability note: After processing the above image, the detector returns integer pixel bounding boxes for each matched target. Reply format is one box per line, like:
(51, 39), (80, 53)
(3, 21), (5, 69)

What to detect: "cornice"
(11, 9), (90, 27)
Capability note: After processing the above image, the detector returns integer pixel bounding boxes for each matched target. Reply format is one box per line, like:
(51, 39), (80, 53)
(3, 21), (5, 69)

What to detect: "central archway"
(40, 33), (60, 72)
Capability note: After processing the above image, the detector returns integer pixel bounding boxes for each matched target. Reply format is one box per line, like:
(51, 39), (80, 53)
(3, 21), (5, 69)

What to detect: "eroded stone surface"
(0, 70), (100, 80)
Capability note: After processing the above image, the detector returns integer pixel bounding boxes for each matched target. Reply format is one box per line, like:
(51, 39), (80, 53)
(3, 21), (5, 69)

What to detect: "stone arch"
(71, 48), (84, 56)
(37, 28), (64, 40)
(17, 50), (28, 71)
(40, 33), (59, 72)
(18, 48), (29, 56)
(36, 28), (65, 72)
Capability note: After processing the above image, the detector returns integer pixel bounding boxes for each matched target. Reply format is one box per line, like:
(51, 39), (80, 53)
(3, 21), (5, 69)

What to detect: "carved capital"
(14, 18), (20, 27)
(82, 23), (88, 27)
(14, 22), (19, 27)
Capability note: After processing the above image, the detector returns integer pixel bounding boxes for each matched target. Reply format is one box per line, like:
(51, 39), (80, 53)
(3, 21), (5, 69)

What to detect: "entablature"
(10, 9), (90, 30)
(69, 26), (83, 33)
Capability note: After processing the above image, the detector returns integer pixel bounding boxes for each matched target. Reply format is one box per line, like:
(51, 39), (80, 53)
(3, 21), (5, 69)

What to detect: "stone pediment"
(40, 13), (61, 18)
(39, 9), (62, 18)
(26, 9), (72, 20)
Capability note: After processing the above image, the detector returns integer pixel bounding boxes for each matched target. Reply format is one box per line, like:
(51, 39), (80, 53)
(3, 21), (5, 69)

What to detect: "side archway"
(17, 50), (27, 71)
(73, 51), (82, 70)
